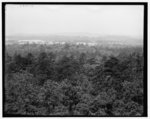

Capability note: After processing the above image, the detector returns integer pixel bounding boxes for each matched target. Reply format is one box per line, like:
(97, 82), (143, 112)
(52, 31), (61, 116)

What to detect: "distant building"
(47, 41), (54, 45)
(18, 39), (45, 44)
(53, 41), (66, 44)
(87, 42), (97, 46)
(76, 42), (87, 45)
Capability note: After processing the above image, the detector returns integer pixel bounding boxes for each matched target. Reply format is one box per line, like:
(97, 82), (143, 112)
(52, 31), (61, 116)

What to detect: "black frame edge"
(2, 2), (148, 117)
(143, 2), (148, 117)
(1, 2), (148, 5)
(2, 2), (5, 117)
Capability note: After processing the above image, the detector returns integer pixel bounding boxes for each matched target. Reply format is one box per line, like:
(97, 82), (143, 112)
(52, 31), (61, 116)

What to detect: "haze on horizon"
(6, 5), (144, 39)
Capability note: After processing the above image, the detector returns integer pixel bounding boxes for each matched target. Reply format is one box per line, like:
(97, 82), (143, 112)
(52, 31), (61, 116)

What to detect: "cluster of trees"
(5, 44), (144, 116)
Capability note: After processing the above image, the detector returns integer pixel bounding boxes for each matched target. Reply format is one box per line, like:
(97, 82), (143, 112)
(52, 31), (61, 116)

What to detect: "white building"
(76, 42), (87, 45)
(87, 42), (97, 46)
(18, 39), (45, 44)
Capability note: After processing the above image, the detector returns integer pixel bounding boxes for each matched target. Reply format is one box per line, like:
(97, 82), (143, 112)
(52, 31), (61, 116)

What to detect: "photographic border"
(2, 2), (148, 117)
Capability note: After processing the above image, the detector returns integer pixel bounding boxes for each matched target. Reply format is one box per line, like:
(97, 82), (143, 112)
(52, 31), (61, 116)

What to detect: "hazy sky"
(6, 5), (144, 38)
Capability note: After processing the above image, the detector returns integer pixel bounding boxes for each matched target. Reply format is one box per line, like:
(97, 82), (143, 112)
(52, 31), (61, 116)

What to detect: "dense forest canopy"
(5, 43), (144, 116)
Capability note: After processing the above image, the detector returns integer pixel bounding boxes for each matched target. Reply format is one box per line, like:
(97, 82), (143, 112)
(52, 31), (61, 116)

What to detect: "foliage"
(4, 44), (144, 116)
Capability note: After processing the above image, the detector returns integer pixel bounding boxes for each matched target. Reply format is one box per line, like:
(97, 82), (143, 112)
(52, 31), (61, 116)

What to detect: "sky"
(6, 5), (144, 39)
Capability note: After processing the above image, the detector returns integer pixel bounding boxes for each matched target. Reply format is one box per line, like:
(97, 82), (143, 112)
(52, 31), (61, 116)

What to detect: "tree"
(33, 52), (55, 85)
(58, 79), (82, 115)
(55, 56), (80, 81)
